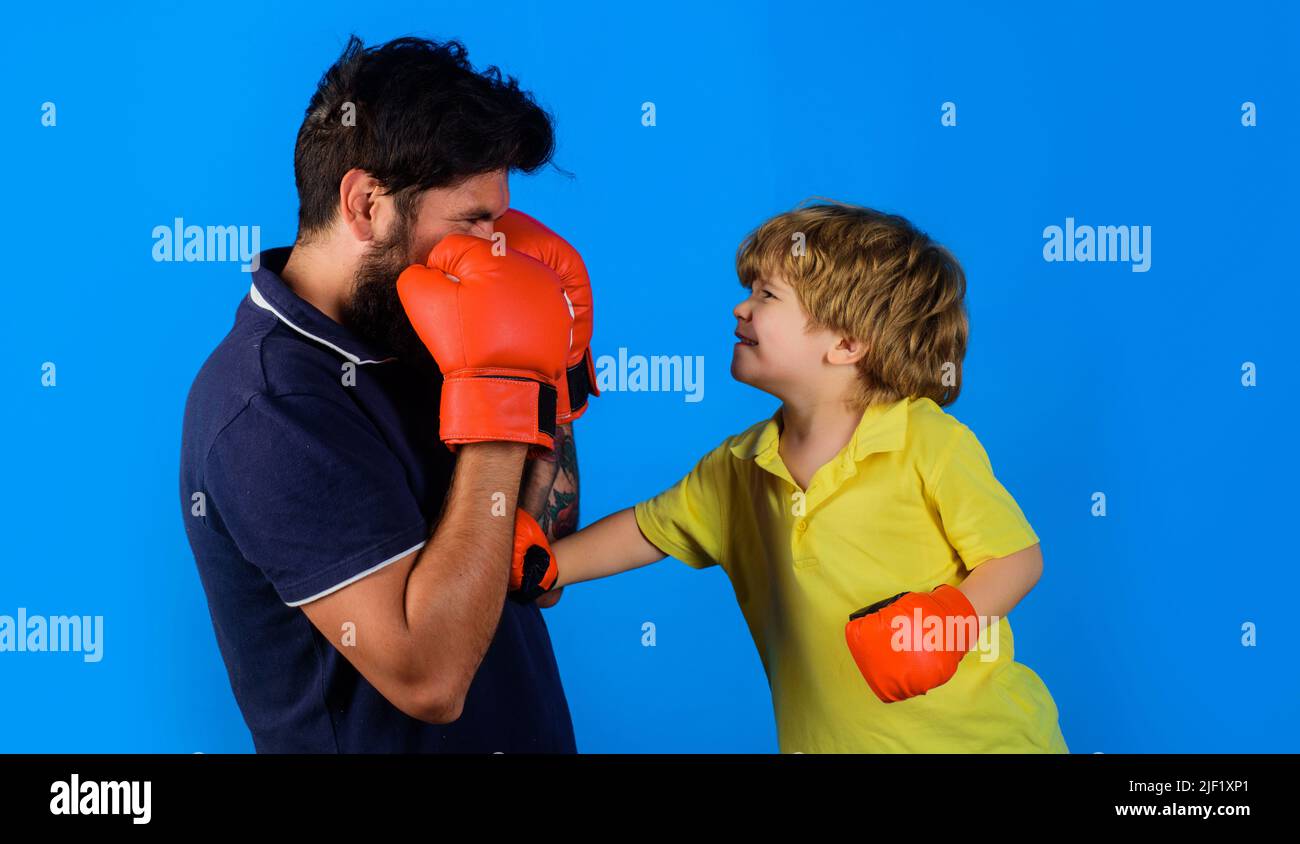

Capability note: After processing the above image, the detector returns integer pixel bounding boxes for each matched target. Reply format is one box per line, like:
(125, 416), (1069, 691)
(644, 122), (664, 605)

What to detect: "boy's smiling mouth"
(735, 330), (758, 347)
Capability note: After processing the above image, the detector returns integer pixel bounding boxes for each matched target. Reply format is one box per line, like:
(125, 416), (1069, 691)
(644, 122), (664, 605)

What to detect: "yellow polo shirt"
(633, 396), (1069, 753)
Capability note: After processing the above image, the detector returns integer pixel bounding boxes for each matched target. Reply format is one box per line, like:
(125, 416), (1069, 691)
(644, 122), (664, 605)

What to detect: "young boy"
(511, 200), (1069, 753)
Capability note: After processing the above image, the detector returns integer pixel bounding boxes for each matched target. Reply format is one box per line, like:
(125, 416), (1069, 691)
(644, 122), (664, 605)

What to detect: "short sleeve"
(632, 442), (731, 570)
(203, 392), (430, 606)
(925, 424), (1039, 570)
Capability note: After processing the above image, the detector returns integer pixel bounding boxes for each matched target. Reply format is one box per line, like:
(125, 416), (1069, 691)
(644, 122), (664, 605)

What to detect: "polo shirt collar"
(730, 397), (911, 494)
(247, 246), (395, 365)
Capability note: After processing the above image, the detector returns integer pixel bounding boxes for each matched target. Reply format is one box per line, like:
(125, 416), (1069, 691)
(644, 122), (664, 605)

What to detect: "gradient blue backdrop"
(2, 0), (1296, 752)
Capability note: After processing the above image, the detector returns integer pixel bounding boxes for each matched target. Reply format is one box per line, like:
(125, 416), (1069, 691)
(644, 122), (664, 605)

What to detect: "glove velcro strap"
(438, 371), (557, 449)
(562, 349), (599, 420)
(509, 544), (557, 604)
(849, 591), (909, 621)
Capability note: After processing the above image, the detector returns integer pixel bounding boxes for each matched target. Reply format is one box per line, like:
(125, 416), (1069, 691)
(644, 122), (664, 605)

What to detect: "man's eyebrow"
(456, 206), (498, 220)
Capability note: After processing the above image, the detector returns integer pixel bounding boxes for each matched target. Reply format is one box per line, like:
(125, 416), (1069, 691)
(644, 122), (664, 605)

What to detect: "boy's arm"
(957, 542), (1043, 626)
(845, 542), (1043, 704)
(551, 507), (667, 588)
(511, 441), (727, 599)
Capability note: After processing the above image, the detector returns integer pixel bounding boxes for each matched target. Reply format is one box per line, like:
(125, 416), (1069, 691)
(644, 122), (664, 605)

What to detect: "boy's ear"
(829, 336), (868, 366)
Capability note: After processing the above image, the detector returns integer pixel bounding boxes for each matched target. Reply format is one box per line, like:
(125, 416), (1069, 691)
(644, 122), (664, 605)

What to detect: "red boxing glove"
(397, 235), (571, 454)
(493, 209), (600, 423)
(844, 584), (980, 703)
(509, 508), (558, 604)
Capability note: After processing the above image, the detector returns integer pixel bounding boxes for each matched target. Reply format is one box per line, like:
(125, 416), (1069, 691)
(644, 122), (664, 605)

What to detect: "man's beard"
(340, 217), (436, 375)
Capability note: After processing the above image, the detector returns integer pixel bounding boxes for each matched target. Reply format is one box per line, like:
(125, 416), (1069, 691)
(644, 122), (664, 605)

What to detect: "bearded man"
(179, 35), (593, 753)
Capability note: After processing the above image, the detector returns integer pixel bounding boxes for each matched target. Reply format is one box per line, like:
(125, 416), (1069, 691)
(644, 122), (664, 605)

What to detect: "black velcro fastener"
(508, 545), (553, 605)
(566, 359), (592, 415)
(848, 591), (910, 622)
(536, 381), (557, 439)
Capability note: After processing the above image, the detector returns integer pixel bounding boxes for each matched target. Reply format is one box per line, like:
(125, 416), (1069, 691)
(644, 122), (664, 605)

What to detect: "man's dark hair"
(293, 35), (556, 240)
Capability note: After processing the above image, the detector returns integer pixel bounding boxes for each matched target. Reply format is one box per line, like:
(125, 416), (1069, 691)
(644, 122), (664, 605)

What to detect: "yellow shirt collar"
(728, 397), (911, 467)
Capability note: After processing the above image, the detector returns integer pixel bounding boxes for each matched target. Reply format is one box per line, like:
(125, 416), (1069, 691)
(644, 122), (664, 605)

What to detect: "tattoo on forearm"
(540, 426), (580, 540)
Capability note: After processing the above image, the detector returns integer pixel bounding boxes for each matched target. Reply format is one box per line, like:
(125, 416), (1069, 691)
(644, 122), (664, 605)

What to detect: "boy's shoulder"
(902, 395), (977, 461)
(902, 397), (996, 479)
(904, 395), (967, 438)
(716, 409), (784, 463)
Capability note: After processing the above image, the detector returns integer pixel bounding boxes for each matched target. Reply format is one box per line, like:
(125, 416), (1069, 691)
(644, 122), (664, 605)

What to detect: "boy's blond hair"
(735, 199), (969, 410)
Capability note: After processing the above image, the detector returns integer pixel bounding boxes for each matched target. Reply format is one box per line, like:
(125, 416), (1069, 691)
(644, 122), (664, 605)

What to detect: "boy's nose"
(733, 300), (751, 320)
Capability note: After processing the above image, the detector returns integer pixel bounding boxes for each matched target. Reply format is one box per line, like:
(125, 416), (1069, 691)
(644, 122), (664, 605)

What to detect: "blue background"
(2, 0), (1296, 752)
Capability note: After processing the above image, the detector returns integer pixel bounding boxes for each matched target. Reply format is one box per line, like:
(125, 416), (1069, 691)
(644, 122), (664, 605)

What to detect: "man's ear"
(338, 168), (384, 243)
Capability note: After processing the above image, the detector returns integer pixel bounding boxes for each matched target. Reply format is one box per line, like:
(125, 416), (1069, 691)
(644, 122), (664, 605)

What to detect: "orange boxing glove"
(509, 508), (558, 604)
(844, 584), (979, 703)
(397, 235), (571, 454)
(493, 209), (600, 423)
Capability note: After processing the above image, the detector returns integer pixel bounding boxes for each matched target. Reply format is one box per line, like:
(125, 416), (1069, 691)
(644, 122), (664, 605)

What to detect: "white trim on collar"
(249, 282), (393, 365)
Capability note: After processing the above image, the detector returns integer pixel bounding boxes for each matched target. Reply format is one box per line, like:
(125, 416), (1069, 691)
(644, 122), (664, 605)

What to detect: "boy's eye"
(761, 289), (776, 299)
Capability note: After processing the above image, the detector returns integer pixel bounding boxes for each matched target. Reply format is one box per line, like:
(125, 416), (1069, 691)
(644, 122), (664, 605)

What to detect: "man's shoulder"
(181, 297), (363, 463)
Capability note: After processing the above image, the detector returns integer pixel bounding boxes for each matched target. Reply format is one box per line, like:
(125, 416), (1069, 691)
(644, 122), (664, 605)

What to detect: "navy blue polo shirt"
(179, 246), (576, 753)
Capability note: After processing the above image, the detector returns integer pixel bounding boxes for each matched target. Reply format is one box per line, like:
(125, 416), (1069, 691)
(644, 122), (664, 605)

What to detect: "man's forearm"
(402, 441), (528, 704)
(524, 423), (578, 539)
(518, 425), (564, 523)
(529, 423), (579, 607)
